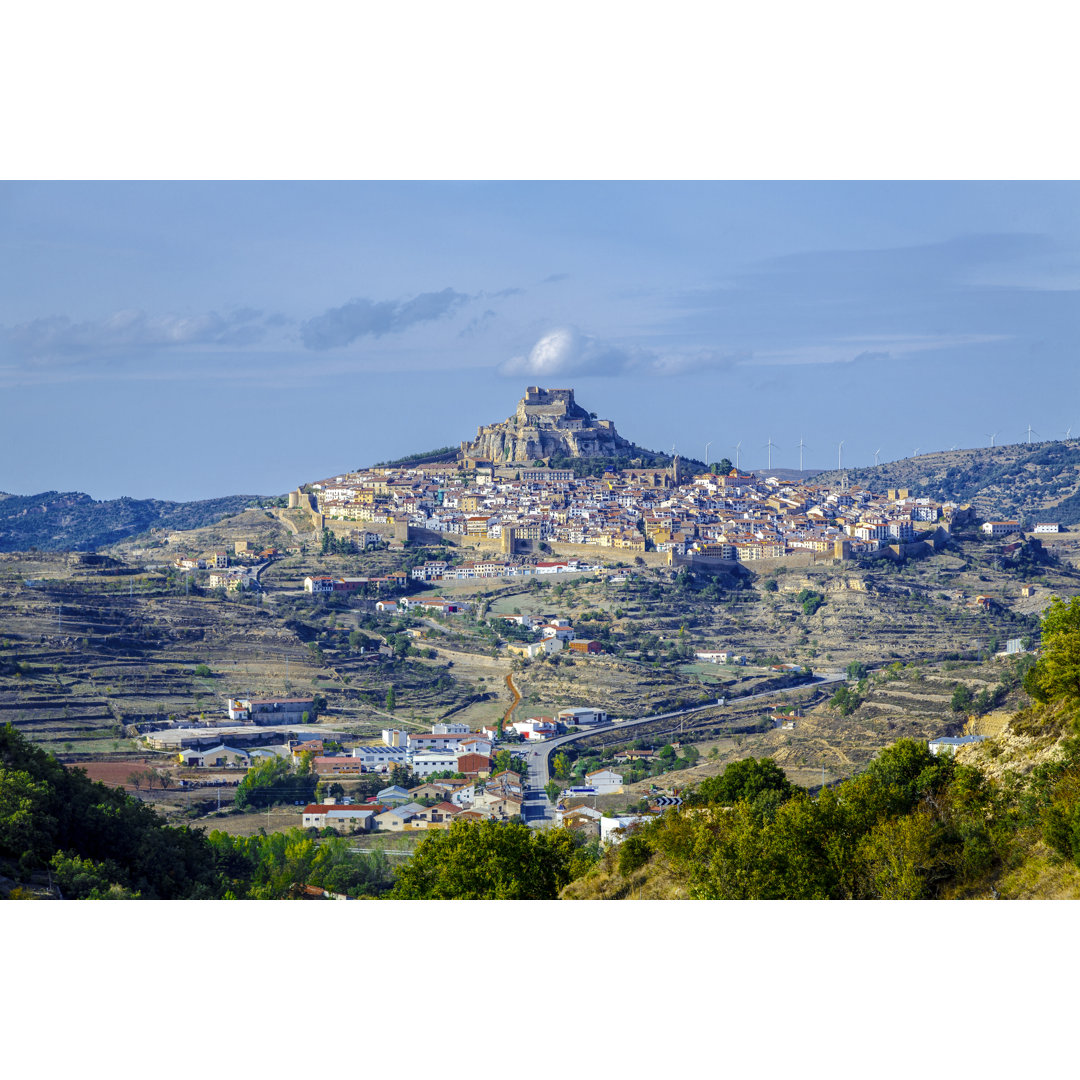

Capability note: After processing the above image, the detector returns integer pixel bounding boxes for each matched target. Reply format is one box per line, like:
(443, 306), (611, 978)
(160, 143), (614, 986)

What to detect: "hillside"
(811, 439), (1080, 524)
(0, 490), (269, 552)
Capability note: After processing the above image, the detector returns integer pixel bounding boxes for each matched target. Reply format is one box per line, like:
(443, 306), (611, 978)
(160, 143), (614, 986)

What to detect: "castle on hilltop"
(460, 387), (631, 464)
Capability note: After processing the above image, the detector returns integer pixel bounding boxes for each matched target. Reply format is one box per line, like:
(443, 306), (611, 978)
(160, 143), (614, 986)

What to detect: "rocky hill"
(460, 386), (633, 463)
(811, 439), (1080, 525)
(0, 490), (266, 552)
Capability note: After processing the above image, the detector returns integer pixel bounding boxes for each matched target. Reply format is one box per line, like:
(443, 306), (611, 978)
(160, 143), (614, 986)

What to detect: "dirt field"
(67, 759), (160, 790)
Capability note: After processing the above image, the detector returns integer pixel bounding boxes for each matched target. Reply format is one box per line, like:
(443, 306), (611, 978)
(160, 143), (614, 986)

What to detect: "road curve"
(519, 671), (846, 827)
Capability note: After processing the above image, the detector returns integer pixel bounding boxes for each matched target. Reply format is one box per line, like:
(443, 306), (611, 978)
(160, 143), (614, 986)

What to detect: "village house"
(982, 520), (1021, 537)
(557, 707), (608, 726)
(584, 767), (624, 794)
(177, 744), (251, 768)
(227, 697), (315, 723)
(302, 802), (380, 832)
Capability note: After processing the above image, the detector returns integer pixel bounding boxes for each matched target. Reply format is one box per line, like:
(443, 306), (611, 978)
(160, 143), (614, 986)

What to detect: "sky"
(2, 180), (1078, 500)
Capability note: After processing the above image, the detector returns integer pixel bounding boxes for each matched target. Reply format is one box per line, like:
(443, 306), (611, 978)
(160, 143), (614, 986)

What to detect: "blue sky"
(2, 181), (1078, 500)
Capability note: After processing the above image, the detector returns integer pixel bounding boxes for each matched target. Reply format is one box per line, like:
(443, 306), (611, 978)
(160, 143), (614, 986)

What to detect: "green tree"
(951, 683), (974, 713)
(391, 819), (577, 899)
(235, 756), (316, 810)
(552, 752), (570, 780)
(830, 685), (861, 716)
(385, 686), (396, 711)
(689, 756), (794, 807)
(1023, 596), (1080, 706)
(796, 589), (825, 616)
(544, 780), (561, 802)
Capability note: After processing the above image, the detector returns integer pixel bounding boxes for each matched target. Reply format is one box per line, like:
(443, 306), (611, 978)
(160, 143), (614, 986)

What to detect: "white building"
(412, 751), (462, 777)
(351, 745), (408, 771)
(557, 707), (609, 726)
(302, 803), (377, 832)
(981, 521), (1020, 537)
(928, 734), (987, 756)
(600, 814), (654, 846)
(584, 768), (624, 794)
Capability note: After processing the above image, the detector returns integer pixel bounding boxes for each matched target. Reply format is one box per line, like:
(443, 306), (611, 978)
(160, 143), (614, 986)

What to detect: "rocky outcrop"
(460, 387), (632, 463)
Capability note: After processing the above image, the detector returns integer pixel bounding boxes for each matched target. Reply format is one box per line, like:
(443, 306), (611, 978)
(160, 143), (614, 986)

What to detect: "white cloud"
(500, 327), (739, 378)
(500, 327), (635, 377)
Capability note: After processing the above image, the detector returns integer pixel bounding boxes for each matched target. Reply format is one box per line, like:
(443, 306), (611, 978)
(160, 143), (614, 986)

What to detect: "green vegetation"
(796, 588), (825, 616)
(685, 755), (793, 808)
(564, 606), (1080, 899)
(371, 447), (458, 468)
(546, 448), (706, 478)
(0, 723), (225, 897)
(493, 749), (528, 777)
(830, 684), (862, 716)
(206, 829), (391, 898)
(391, 819), (598, 899)
(1023, 596), (1080, 707)
(234, 757), (317, 809)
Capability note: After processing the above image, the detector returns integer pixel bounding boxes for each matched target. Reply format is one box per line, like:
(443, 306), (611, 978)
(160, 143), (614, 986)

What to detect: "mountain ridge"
(0, 490), (267, 553)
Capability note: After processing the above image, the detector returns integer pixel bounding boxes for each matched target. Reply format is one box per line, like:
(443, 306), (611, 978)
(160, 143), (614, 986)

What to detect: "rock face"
(460, 387), (632, 463)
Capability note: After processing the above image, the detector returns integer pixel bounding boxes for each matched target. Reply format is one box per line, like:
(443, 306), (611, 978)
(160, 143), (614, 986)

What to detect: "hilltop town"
(294, 385), (981, 571)
(6, 385), (1080, 900)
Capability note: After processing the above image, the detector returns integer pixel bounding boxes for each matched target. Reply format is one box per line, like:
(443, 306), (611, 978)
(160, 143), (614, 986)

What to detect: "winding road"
(519, 671), (846, 827)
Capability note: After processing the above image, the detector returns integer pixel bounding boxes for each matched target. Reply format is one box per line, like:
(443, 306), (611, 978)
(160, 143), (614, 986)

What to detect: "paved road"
(519, 671), (846, 827)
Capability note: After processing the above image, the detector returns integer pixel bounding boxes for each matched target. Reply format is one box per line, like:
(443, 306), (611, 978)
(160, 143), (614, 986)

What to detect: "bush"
(618, 835), (653, 876)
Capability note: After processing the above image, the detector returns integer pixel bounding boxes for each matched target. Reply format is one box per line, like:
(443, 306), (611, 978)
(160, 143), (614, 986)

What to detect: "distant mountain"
(810, 440), (1080, 525)
(0, 490), (268, 552)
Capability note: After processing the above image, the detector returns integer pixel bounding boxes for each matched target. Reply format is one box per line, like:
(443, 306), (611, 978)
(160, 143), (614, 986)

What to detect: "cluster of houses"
(305, 460), (973, 562)
(303, 571), (410, 594)
(410, 558), (603, 583)
(492, 612), (604, 659)
(300, 769), (529, 832)
(171, 544), (285, 590)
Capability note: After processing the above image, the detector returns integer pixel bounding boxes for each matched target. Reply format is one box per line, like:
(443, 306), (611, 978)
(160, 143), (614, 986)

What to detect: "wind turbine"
(705, 441), (712, 468)
(733, 441), (742, 471)
(1064, 427), (1073, 441)
(837, 440), (844, 471)
(797, 437), (809, 473)
(986, 432), (997, 447)
(1026, 424), (1039, 444)
(764, 437), (778, 471)
(913, 447), (921, 458)
(874, 448), (882, 467)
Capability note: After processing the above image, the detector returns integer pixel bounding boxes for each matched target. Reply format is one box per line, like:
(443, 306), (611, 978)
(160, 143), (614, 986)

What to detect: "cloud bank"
(2, 307), (273, 359)
(300, 288), (470, 350)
